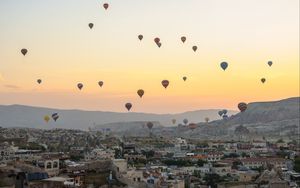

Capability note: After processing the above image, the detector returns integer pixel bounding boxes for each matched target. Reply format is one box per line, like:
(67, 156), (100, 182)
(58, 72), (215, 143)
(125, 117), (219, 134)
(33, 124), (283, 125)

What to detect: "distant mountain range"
(0, 104), (236, 130)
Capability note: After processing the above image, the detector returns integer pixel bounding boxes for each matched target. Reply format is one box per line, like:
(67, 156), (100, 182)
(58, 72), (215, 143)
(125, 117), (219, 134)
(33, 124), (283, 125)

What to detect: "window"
(53, 161), (58, 168)
(47, 162), (52, 169)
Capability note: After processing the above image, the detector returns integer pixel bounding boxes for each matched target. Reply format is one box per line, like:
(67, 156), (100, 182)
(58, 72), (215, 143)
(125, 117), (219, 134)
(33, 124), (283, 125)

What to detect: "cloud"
(4, 84), (20, 89)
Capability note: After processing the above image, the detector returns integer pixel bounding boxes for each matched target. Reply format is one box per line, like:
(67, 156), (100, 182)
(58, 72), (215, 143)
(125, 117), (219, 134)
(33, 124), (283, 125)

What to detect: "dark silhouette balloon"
(103, 3), (109, 10)
(220, 62), (228, 71)
(181, 36), (186, 43)
(77, 83), (83, 90)
(161, 80), (169, 89)
(88, 23), (94, 29)
(218, 111), (223, 116)
(192, 46), (197, 52)
(146, 122), (153, 130)
(52, 113), (59, 122)
(37, 79), (42, 84)
(238, 102), (247, 112)
(154, 37), (160, 44)
(222, 109), (228, 115)
(138, 35), (143, 41)
(157, 42), (162, 48)
(21, 49), (28, 56)
(125, 103), (132, 111)
(183, 118), (188, 125)
(267, 61), (273, 67)
(137, 89), (144, 98)
(261, 78), (266, 83)
(183, 76), (187, 81)
(98, 81), (104, 87)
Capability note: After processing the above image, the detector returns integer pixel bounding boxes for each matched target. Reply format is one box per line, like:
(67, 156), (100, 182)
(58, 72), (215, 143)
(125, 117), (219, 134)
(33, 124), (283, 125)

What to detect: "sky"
(0, 0), (299, 113)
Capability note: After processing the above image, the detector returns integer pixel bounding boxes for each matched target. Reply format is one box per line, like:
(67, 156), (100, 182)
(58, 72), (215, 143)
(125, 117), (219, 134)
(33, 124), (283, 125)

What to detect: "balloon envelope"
(44, 115), (50, 123)
(21, 49), (27, 56)
(88, 23), (94, 29)
(52, 113), (59, 122)
(161, 80), (169, 88)
(261, 78), (266, 83)
(238, 102), (247, 112)
(98, 81), (104, 87)
(77, 83), (83, 90)
(183, 76), (187, 81)
(138, 35), (143, 41)
(154, 37), (160, 43)
(218, 111), (223, 116)
(103, 3), (109, 10)
(146, 122), (154, 130)
(125, 103), (132, 111)
(181, 36), (186, 43)
(183, 118), (188, 125)
(222, 109), (228, 115)
(267, 61), (273, 67)
(192, 46), (197, 52)
(37, 79), (42, 84)
(220, 62), (228, 70)
(137, 89), (144, 98)
(157, 42), (162, 48)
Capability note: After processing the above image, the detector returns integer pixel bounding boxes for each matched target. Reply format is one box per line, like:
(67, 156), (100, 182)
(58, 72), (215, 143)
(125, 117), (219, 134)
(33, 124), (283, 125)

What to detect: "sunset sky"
(0, 0), (299, 113)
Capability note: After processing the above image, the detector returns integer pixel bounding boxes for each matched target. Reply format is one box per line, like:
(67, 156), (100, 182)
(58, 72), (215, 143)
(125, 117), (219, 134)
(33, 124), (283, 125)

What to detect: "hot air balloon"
(192, 46), (197, 52)
(52, 113), (59, 122)
(220, 62), (228, 71)
(181, 36), (186, 43)
(103, 3), (109, 10)
(44, 115), (50, 123)
(205, 117), (209, 123)
(154, 37), (160, 44)
(125, 103), (132, 111)
(222, 114), (228, 119)
(218, 111), (223, 117)
(183, 118), (188, 125)
(77, 83), (83, 90)
(183, 76), (187, 81)
(172, 119), (176, 124)
(88, 23), (94, 29)
(222, 109), (228, 115)
(267, 61), (273, 67)
(137, 89), (144, 98)
(98, 81), (104, 87)
(157, 42), (162, 48)
(238, 102), (247, 112)
(21, 49), (28, 56)
(188, 123), (197, 130)
(37, 79), (42, 84)
(161, 80), (169, 89)
(146, 122), (153, 130)
(138, 35), (143, 41)
(261, 78), (266, 83)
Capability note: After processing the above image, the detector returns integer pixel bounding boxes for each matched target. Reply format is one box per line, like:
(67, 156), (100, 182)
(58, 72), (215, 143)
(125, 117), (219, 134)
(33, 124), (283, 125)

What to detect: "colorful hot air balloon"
(138, 35), (143, 41)
(172, 119), (176, 124)
(44, 115), (50, 123)
(103, 3), (109, 10)
(21, 49), (27, 56)
(205, 117), (210, 123)
(238, 102), (247, 112)
(77, 83), (83, 90)
(98, 81), (104, 87)
(261, 78), (266, 83)
(37, 79), (42, 84)
(192, 46), (197, 52)
(181, 36), (186, 43)
(218, 111), (223, 116)
(161, 80), (169, 89)
(183, 118), (188, 125)
(154, 37), (160, 44)
(125, 103), (132, 111)
(220, 62), (228, 71)
(137, 89), (144, 98)
(267, 61), (273, 67)
(146, 122), (153, 130)
(52, 113), (59, 122)
(88, 23), (94, 29)
(182, 76), (187, 81)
